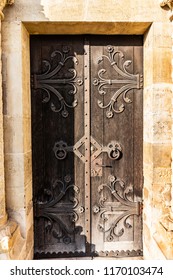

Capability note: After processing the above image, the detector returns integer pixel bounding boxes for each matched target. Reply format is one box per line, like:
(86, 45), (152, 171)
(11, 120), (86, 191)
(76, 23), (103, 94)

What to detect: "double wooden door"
(31, 35), (143, 258)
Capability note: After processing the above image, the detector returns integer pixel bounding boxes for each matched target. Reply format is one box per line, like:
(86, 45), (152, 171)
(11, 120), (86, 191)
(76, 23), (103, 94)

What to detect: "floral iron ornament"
(93, 45), (143, 118)
(31, 46), (83, 118)
(93, 175), (142, 241)
(35, 175), (85, 244)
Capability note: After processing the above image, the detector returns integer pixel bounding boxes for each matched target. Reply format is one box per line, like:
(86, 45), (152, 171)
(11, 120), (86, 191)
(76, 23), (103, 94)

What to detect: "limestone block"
(25, 181), (32, 215)
(152, 183), (170, 209)
(143, 142), (153, 165)
(22, 26), (31, 118)
(26, 247), (34, 260)
(143, 187), (149, 201)
(152, 84), (172, 114)
(153, 113), (172, 143)
(144, 84), (172, 115)
(8, 208), (26, 238)
(26, 207), (33, 232)
(153, 144), (171, 168)
(160, 214), (173, 231)
(25, 225), (33, 256)
(153, 47), (172, 83)
(143, 48), (154, 88)
(6, 187), (24, 210)
(3, 115), (23, 153)
(143, 162), (154, 182)
(144, 114), (171, 143)
(0, 0), (14, 20)
(24, 21), (151, 35)
(24, 151), (32, 186)
(143, 86), (154, 115)
(143, 223), (152, 251)
(153, 22), (172, 48)
(3, 51), (23, 117)
(143, 116), (154, 142)
(34, 0), (165, 22)
(145, 49), (171, 86)
(143, 233), (166, 260)
(2, 21), (22, 53)
(154, 222), (173, 259)
(10, 234), (25, 260)
(153, 167), (172, 184)
(3, 0), (168, 24)
(4, 153), (24, 188)
(143, 142), (172, 168)
(0, 220), (18, 254)
(23, 117), (31, 152)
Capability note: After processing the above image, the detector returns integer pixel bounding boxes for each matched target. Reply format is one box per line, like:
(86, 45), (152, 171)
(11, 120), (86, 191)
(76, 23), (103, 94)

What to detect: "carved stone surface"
(160, 0), (173, 9)
(0, 220), (17, 253)
(0, 0), (14, 19)
(160, 0), (173, 20)
(160, 214), (173, 231)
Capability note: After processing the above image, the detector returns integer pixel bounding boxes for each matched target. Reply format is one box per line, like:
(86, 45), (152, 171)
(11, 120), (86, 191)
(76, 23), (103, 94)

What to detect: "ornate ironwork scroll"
(91, 136), (122, 161)
(53, 136), (86, 163)
(93, 175), (142, 241)
(93, 45), (143, 118)
(91, 137), (122, 177)
(31, 46), (83, 118)
(35, 175), (84, 244)
(53, 136), (122, 171)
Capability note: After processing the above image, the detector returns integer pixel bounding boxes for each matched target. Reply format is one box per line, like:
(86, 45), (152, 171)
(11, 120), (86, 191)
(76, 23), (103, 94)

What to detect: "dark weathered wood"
(31, 36), (86, 257)
(31, 35), (143, 259)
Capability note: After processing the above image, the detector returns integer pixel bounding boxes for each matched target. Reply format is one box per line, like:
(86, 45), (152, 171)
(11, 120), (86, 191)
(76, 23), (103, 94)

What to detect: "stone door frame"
(1, 19), (173, 259)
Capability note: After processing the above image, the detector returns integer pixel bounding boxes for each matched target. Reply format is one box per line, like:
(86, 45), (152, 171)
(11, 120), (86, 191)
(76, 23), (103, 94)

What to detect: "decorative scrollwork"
(93, 45), (143, 118)
(53, 136), (86, 163)
(53, 137), (122, 176)
(35, 175), (84, 244)
(91, 137), (122, 162)
(31, 46), (83, 118)
(93, 175), (141, 241)
(107, 141), (122, 160)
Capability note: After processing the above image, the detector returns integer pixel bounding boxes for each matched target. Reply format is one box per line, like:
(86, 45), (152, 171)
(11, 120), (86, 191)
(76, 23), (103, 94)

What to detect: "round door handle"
(107, 141), (122, 160)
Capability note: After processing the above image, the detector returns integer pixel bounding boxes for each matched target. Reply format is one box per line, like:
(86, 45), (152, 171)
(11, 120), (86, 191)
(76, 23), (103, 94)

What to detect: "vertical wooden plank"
(31, 35), (86, 257)
(90, 36), (104, 254)
(30, 36), (45, 254)
(90, 35), (143, 256)
(133, 37), (143, 249)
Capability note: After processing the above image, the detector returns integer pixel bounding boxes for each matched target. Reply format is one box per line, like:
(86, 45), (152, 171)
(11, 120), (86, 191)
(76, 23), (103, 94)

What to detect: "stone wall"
(143, 22), (173, 258)
(0, 0), (173, 260)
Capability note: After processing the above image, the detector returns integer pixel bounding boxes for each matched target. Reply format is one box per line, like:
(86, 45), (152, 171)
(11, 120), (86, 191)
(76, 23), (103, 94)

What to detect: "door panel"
(31, 35), (143, 258)
(90, 36), (143, 256)
(31, 36), (86, 256)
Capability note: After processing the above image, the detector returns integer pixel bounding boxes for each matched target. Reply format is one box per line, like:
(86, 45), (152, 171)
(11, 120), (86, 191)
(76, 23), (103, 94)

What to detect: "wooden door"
(31, 35), (143, 259)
